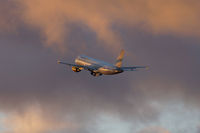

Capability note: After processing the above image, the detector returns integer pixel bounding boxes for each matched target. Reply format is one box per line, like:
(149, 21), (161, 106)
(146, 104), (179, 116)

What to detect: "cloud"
(0, 1), (20, 33)
(138, 126), (171, 133)
(2, 104), (77, 133)
(17, 0), (123, 51)
(0, 1), (200, 133)
(20, 0), (200, 48)
(0, 26), (200, 132)
(1, 0), (200, 51)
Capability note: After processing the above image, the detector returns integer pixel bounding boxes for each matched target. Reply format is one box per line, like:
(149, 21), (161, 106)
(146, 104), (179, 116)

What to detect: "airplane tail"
(115, 49), (125, 67)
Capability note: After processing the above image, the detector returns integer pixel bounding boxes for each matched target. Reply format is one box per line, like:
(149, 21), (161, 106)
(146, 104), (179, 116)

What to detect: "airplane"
(57, 50), (148, 76)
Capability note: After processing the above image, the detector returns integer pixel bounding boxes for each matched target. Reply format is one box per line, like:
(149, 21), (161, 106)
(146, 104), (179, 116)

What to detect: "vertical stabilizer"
(115, 49), (125, 67)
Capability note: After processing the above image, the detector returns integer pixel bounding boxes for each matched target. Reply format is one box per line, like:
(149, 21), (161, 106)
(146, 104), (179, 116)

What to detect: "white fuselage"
(75, 55), (123, 75)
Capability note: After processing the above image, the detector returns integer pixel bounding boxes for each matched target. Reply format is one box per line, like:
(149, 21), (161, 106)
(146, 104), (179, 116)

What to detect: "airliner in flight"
(57, 50), (148, 76)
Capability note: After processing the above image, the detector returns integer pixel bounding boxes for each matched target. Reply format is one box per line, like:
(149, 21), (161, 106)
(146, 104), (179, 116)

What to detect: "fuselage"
(75, 55), (123, 75)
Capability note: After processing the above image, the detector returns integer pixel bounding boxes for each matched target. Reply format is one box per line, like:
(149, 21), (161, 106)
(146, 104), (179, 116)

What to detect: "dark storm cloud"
(0, 0), (200, 133)
(1, 26), (200, 133)
(0, 39), (156, 133)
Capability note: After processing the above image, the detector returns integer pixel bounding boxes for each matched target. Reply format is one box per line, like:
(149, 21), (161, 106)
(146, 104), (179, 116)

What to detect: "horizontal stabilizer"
(121, 66), (149, 71)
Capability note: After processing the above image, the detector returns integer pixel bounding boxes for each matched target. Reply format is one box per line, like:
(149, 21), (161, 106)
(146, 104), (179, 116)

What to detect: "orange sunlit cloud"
(2, 105), (77, 133)
(0, 0), (200, 50)
(0, 1), (200, 133)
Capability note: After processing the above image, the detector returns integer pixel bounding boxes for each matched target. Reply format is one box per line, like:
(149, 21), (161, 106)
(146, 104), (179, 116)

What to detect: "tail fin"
(115, 49), (125, 67)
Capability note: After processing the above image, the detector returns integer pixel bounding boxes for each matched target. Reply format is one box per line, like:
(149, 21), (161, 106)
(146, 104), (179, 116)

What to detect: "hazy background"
(0, 0), (200, 133)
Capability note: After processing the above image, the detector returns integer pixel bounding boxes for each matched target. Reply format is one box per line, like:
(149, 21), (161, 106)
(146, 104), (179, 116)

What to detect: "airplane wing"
(121, 66), (149, 71)
(57, 60), (98, 71)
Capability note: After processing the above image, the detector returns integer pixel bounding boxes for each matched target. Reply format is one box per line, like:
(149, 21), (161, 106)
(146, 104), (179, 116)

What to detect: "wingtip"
(57, 60), (61, 64)
(145, 66), (150, 70)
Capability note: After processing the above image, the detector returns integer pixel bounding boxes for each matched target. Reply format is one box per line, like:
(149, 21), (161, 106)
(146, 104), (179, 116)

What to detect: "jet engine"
(72, 66), (82, 72)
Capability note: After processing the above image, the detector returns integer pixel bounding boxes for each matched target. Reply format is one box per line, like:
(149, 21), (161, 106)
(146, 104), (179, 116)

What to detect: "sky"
(0, 0), (200, 133)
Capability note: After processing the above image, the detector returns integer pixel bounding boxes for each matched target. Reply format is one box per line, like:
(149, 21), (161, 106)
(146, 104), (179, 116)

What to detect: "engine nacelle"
(72, 66), (82, 72)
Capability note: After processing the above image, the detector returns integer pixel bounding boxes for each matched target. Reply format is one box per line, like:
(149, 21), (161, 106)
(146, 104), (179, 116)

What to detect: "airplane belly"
(98, 67), (119, 75)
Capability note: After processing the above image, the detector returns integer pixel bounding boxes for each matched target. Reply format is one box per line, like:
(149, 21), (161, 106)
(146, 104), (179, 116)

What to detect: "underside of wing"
(57, 60), (98, 71)
(121, 66), (149, 71)
(57, 60), (83, 67)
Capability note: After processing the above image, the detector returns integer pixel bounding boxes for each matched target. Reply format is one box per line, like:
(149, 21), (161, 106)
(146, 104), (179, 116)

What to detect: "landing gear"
(91, 72), (95, 76)
(90, 72), (102, 77)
